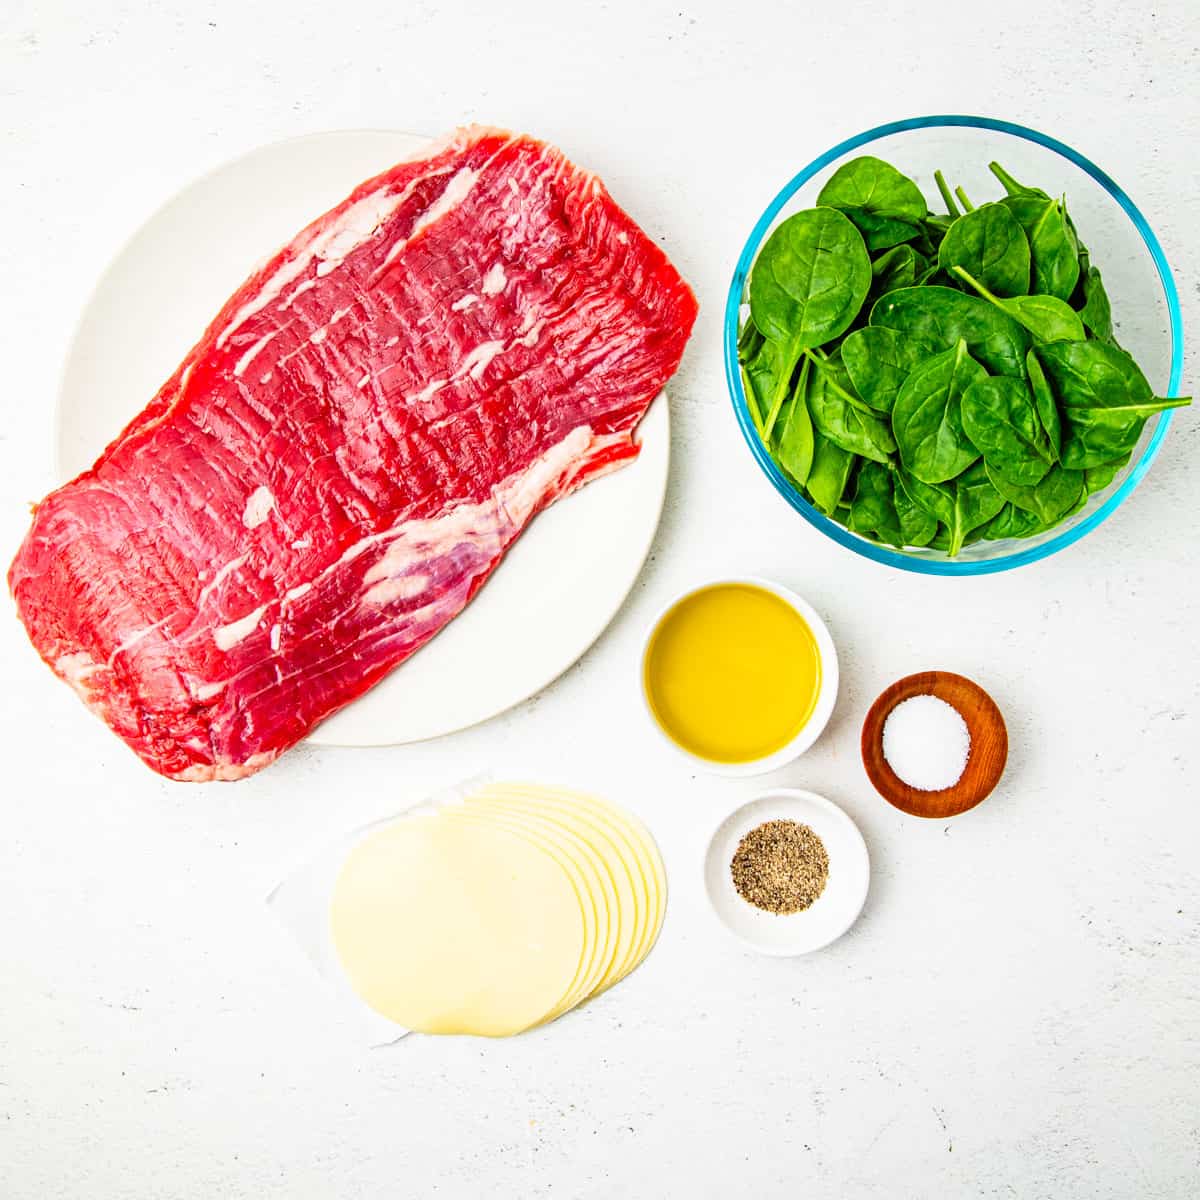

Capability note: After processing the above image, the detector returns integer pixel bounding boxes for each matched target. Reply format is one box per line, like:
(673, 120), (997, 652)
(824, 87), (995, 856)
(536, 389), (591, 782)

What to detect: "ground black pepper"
(730, 819), (829, 914)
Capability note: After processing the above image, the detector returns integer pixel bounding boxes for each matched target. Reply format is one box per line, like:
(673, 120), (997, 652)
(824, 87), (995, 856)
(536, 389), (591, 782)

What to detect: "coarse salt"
(882, 694), (971, 791)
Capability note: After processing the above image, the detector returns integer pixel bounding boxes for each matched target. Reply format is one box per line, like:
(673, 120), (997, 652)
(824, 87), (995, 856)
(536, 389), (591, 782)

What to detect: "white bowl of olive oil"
(640, 577), (838, 776)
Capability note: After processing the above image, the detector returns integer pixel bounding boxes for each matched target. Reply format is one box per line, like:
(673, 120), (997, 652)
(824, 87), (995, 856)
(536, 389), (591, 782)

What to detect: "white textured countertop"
(2, 2), (1198, 1196)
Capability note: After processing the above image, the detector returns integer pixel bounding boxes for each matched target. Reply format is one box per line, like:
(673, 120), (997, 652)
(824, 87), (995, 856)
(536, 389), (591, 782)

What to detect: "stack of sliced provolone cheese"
(330, 782), (667, 1037)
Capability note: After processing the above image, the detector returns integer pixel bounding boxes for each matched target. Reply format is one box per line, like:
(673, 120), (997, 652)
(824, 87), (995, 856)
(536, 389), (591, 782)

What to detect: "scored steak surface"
(9, 127), (697, 780)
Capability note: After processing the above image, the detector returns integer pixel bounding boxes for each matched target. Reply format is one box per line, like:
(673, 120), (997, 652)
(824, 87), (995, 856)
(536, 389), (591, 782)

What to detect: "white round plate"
(55, 130), (670, 747)
(703, 789), (870, 956)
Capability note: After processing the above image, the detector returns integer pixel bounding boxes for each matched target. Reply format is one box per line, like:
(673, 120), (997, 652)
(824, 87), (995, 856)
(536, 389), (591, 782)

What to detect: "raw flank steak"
(9, 127), (698, 780)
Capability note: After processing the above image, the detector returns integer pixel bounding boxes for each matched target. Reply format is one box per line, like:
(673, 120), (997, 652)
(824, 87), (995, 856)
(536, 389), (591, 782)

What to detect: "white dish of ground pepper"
(702, 789), (870, 957)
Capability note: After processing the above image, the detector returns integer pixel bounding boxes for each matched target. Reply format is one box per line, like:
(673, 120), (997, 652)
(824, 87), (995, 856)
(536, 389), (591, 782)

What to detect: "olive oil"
(642, 583), (821, 763)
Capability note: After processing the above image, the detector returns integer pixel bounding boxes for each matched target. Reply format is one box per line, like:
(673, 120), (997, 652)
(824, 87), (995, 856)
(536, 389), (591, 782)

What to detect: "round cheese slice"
(330, 811), (585, 1037)
(481, 783), (654, 960)
(470, 789), (644, 994)
(437, 804), (608, 1022)
(590, 792), (668, 971)
(461, 795), (631, 1014)
(488, 784), (667, 979)
(453, 801), (618, 1016)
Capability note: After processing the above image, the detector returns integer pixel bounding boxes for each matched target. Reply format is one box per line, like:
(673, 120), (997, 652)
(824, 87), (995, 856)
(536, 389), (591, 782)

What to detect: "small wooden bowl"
(861, 671), (1007, 818)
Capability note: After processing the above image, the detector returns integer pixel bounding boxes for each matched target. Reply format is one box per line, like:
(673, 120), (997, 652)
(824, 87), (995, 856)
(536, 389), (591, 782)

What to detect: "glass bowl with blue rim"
(724, 115), (1186, 575)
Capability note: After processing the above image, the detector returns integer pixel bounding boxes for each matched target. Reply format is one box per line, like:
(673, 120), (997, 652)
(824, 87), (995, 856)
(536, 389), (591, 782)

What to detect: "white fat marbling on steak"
(412, 377), (448, 405)
(215, 162), (460, 348)
(462, 339), (506, 380)
(55, 650), (102, 687)
(233, 331), (277, 377)
(242, 487), (276, 529)
(106, 616), (173, 666)
(481, 263), (507, 295)
(360, 573), (431, 607)
(213, 604), (269, 651)
(279, 277), (318, 311)
(309, 305), (354, 345)
(410, 166), (480, 240)
(196, 553), (250, 606)
(375, 165), (482, 275)
(362, 426), (591, 605)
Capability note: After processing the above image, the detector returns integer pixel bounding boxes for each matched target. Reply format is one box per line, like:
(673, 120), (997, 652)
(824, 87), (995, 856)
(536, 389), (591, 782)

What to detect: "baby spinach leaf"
(1016, 197), (1080, 300)
(915, 258), (941, 286)
(737, 316), (764, 363)
(749, 208), (872, 346)
(737, 318), (768, 432)
(927, 524), (951, 552)
(1074, 235), (1091, 274)
(805, 432), (855, 514)
(985, 461), (1086, 526)
(772, 358), (814, 486)
(816, 157), (928, 254)
(892, 471), (938, 546)
(988, 164), (1079, 301)
(952, 267), (1085, 342)
(848, 461), (904, 546)
(951, 461), (1010, 547)
(740, 334), (790, 435)
(868, 245), (928, 305)
(891, 339), (986, 483)
(1025, 349), (1062, 461)
(870, 285), (1031, 378)
(739, 367), (764, 435)
(817, 156), (927, 223)
(933, 522), (992, 552)
(1064, 489), (1090, 522)
(936, 203), (1031, 297)
(984, 193), (1080, 302)
(916, 214), (953, 258)
(1038, 340), (1191, 468)
(1077, 266), (1117, 345)
(841, 208), (923, 253)
(896, 462), (1004, 557)
(1084, 452), (1131, 494)
(981, 503), (1045, 541)
(841, 326), (939, 414)
(806, 353), (897, 463)
(961, 376), (1054, 486)
(749, 207), (872, 429)
(988, 162), (1050, 200)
